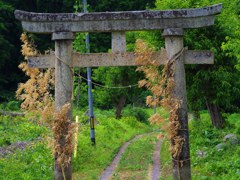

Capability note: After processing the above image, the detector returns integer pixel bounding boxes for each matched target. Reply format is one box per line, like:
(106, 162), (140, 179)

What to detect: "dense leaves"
(73, 0), (156, 118)
(160, 111), (240, 179)
(148, 0), (240, 127)
(0, 0), (77, 102)
(1, 0), (240, 125)
(0, 1), (23, 101)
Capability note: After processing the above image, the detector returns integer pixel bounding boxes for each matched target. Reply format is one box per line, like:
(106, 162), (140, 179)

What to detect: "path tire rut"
(100, 133), (162, 180)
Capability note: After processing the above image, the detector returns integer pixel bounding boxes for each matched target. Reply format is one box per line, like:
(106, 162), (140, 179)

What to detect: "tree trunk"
(206, 99), (224, 128)
(115, 96), (126, 119)
(192, 110), (200, 121)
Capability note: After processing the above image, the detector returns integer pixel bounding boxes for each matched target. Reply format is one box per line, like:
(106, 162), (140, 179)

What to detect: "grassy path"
(100, 134), (147, 180)
(100, 133), (162, 180)
(152, 139), (162, 180)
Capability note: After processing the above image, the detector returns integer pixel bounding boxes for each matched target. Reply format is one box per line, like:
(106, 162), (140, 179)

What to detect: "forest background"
(1, 0), (240, 179)
(1, 0), (240, 127)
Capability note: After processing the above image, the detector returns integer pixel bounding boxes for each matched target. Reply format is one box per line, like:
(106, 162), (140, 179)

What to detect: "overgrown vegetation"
(159, 111), (240, 179)
(190, 113), (240, 179)
(1, 0), (240, 179)
(135, 38), (189, 178)
(0, 115), (48, 147)
(0, 107), (152, 179)
(0, 142), (54, 180)
(0, 106), (239, 179)
(72, 110), (152, 179)
(16, 33), (54, 126)
(113, 134), (158, 179)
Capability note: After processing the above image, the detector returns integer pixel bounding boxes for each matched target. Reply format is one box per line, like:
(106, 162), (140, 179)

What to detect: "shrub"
(123, 106), (149, 123)
(0, 101), (21, 111)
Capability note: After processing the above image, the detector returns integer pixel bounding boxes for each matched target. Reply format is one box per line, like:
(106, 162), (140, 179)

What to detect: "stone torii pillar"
(163, 28), (190, 179)
(52, 32), (74, 180)
(14, 4), (222, 180)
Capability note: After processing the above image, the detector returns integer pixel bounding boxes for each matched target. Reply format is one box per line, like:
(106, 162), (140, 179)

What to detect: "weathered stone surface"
(15, 4), (222, 22)
(14, 3), (223, 180)
(14, 4), (222, 33)
(54, 34), (73, 180)
(184, 50), (213, 64)
(28, 49), (213, 68)
(196, 150), (207, 158)
(52, 31), (75, 40)
(164, 28), (191, 179)
(215, 143), (227, 150)
(0, 141), (29, 158)
(19, 16), (216, 33)
(223, 134), (239, 145)
(112, 32), (126, 52)
(28, 55), (54, 68)
(162, 28), (184, 36)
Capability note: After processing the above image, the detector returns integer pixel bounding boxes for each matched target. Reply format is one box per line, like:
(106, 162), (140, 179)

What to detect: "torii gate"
(15, 4), (222, 180)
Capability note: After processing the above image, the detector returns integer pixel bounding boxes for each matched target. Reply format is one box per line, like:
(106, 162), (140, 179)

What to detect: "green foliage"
(159, 139), (172, 180)
(73, 71), (89, 108)
(0, 100), (21, 111)
(152, 0), (240, 114)
(0, 1), (23, 101)
(93, 67), (143, 108)
(72, 0), (157, 114)
(160, 111), (240, 179)
(0, 114), (52, 179)
(0, 107), (152, 179)
(226, 113), (240, 134)
(0, 115), (48, 147)
(113, 135), (157, 179)
(0, 0), (77, 101)
(0, 142), (53, 180)
(72, 113), (152, 178)
(189, 112), (240, 179)
(119, 136), (155, 170)
(1, 108), (239, 179)
(122, 106), (150, 123)
(87, 0), (156, 12)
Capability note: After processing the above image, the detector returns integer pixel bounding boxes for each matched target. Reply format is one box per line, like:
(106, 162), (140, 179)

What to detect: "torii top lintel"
(15, 4), (222, 34)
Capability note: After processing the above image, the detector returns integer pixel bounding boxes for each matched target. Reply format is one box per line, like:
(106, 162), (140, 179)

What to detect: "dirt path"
(100, 134), (145, 180)
(152, 139), (162, 180)
(100, 133), (162, 180)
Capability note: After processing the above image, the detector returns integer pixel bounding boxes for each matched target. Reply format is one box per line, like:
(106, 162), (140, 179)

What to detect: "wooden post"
(52, 32), (74, 180)
(163, 28), (191, 180)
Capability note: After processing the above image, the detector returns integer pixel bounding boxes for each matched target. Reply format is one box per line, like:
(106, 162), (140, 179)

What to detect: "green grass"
(72, 115), (152, 179)
(190, 112), (240, 180)
(0, 141), (53, 180)
(159, 139), (172, 180)
(1, 106), (239, 179)
(144, 107), (169, 119)
(0, 107), (154, 180)
(159, 111), (240, 180)
(112, 134), (158, 180)
(0, 115), (49, 147)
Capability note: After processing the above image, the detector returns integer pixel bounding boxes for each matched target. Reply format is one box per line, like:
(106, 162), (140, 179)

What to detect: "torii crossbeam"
(15, 4), (222, 33)
(15, 4), (222, 180)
